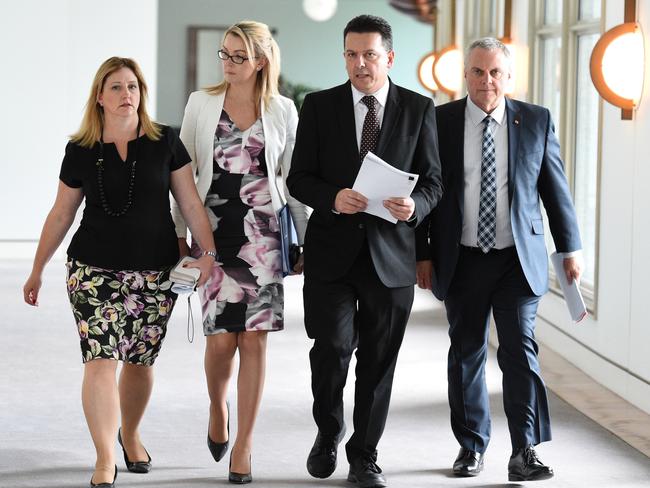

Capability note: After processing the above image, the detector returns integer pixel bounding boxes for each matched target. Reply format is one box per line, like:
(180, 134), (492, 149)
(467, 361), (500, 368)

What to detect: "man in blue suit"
(416, 38), (582, 482)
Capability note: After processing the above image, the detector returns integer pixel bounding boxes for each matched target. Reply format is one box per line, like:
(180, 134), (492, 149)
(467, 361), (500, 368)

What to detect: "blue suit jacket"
(416, 97), (582, 299)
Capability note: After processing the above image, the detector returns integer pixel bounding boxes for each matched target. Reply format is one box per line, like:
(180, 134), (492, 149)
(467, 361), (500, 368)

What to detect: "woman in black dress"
(23, 57), (216, 487)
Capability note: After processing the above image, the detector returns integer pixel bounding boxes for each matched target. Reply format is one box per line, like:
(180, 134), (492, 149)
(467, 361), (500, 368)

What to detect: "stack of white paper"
(550, 252), (587, 323)
(352, 151), (419, 223)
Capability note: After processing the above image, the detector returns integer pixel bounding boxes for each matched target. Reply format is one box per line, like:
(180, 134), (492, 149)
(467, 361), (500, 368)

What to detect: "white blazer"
(171, 90), (311, 244)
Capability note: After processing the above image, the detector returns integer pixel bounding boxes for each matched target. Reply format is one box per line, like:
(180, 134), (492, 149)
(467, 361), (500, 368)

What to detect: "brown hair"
(71, 57), (161, 148)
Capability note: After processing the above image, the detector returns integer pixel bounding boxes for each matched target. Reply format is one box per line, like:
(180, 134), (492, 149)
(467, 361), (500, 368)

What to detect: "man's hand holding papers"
(352, 151), (419, 223)
(334, 188), (368, 214)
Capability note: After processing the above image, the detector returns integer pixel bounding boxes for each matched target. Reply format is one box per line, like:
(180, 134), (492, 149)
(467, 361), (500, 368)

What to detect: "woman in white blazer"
(171, 21), (310, 484)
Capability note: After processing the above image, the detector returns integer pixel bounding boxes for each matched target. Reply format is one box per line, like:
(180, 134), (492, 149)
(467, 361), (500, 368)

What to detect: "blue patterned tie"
(477, 116), (496, 253)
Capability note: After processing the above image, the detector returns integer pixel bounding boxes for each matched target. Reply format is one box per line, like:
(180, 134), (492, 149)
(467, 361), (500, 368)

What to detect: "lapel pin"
(514, 119), (519, 125)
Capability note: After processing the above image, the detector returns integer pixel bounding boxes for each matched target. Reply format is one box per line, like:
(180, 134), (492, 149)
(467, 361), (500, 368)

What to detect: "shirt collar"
(466, 96), (507, 127)
(351, 80), (390, 108)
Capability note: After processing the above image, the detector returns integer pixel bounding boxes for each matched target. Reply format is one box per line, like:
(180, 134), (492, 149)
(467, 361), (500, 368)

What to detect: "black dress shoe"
(89, 465), (117, 488)
(208, 401), (230, 462)
(347, 457), (387, 488)
(117, 429), (151, 473)
(452, 447), (484, 477)
(306, 424), (346, 479)
(229, 453), (252, 484)
(508, 445), (554, 481)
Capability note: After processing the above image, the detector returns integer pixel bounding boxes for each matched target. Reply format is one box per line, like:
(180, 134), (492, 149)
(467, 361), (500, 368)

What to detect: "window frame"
(529, 0), (602, 314)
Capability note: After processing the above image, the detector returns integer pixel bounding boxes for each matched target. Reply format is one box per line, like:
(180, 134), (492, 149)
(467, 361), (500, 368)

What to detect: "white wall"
(0, 0), (158, 257)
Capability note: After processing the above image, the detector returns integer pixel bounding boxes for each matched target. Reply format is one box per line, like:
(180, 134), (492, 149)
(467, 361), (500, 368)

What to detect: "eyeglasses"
(218, 49), (256, 65)
(469, 67), (506, 80)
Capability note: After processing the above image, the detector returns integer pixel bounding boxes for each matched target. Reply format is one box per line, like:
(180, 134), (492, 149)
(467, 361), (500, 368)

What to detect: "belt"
(460, 245), (515, 254)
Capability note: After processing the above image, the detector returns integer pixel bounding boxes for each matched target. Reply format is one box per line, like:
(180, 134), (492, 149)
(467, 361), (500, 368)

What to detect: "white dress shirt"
(331, 82), (391, 215)
(351, 81), (390, 150)
(461, 96), (514, 249)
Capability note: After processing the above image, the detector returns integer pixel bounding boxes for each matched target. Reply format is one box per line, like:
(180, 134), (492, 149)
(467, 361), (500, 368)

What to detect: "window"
(463, 0), (499, 46)
(531, 1), (601, 309)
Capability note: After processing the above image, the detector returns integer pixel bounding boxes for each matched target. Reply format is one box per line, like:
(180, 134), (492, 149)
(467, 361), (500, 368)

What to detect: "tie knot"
(483, 116), (493, 127)
(361, 95), (377, 110)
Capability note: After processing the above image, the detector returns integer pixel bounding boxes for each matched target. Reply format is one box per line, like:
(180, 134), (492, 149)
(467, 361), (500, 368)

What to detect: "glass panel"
(540, 35), (563, 276)
(488, 0), (498, 34)
(544, 0), (563, 25)
(573, 33), (600, 288)
(540, 36), (562, 134)
(579, 0), (601, 20)
(466, 0), (478, 38)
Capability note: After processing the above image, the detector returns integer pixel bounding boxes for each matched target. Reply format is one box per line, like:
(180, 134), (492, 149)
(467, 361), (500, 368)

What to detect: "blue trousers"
(444, 246), (551, 453)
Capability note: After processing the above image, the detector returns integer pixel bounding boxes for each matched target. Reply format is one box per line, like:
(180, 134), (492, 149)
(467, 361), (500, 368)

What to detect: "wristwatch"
(202, 250), (217, 260)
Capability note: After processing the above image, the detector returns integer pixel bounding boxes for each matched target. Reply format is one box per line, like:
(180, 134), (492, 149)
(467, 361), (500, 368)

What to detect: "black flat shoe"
(452, 447), (484, 477)
(229, 453), (252, 484)
(208, 401), (230, 462)
(89, 465), (117, 488)
(347, 456), (387, 488)
(508, 445), (554, 481)
(306, 423), (346, 479)
(117, 429), (152, 474)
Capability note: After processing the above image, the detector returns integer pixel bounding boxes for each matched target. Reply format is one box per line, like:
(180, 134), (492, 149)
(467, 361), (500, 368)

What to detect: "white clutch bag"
(170, 256), (200, 294)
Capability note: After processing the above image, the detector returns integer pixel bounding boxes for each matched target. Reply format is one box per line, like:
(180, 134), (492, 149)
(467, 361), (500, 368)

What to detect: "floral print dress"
(192, 110), (283, 334)
(66, 259), (176, 365)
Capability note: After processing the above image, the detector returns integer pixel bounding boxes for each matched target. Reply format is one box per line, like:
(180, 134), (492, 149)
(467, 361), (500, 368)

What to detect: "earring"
(257, 66), (262, 71)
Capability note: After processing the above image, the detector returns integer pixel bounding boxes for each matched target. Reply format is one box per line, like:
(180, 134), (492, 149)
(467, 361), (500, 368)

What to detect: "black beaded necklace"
(96, 123), (140, 217)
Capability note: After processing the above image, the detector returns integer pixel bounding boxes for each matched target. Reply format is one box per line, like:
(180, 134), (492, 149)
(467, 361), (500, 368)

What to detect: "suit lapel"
(334, 82), (361, 166)
(375, 81), (402, 157)
(506, 98), (521, 203)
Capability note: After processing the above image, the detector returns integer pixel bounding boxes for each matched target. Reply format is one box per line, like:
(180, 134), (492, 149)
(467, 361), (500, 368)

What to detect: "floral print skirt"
(65, 258), (177, 365)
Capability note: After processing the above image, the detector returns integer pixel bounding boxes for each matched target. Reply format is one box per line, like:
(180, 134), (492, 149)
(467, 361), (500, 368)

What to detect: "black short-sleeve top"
(59, 125), (190, 270)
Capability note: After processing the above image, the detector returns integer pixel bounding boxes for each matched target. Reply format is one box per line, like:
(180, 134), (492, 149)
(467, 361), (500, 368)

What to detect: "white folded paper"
(352, 151), (419, 223)
(550, 252), (587, 323)
(170, 256), (200, 294)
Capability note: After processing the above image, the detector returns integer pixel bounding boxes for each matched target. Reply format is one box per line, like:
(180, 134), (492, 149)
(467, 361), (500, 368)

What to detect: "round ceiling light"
(303, 0), (338, 22)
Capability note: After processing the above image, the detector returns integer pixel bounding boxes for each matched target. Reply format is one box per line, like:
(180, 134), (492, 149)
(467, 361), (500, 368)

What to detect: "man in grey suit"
(416, 38), (582, 482)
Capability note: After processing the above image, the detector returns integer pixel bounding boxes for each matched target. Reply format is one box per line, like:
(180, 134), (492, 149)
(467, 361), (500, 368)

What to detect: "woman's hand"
(292, 253), (305, 275)
(185, 254), (215, 287)
(23, 272), (43, 306)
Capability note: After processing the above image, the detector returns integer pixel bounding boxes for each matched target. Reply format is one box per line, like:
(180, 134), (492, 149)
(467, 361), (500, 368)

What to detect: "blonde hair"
(205, 20), (280, 110)
(71, 57), (161, 148)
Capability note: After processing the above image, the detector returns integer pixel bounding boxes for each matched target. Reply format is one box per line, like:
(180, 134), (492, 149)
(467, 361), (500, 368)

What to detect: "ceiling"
(388, 0), (437, 23)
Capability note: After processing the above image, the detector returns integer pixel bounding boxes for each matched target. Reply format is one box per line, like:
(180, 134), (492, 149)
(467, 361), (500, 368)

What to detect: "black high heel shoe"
(89, 465), (117, 488)
(229, 452), (252, 484)
(207, 401), (229, 462)
(117, 429), (152, 473)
